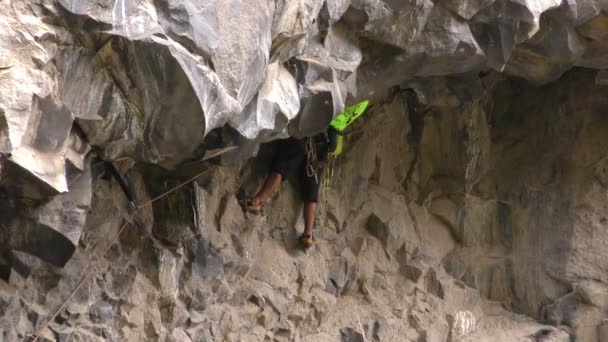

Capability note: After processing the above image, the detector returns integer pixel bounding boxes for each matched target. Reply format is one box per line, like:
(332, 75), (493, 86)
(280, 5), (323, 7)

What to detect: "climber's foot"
(298, 233), (315, 253)
(240, 198), (263, 215)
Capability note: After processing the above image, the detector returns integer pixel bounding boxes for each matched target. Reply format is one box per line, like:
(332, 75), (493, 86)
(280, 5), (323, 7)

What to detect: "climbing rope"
(464, 110), (481, 194)
(320, 157), (335, 229)
(322, 158), (334, 197)
(30, 166), (218, 342)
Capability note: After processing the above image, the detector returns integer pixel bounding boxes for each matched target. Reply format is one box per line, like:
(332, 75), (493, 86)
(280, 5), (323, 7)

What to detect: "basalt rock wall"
(2, 0), (608, 341)
(2, 69), (607, 341)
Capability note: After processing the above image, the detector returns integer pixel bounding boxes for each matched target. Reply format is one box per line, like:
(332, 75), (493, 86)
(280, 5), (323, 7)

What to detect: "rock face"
(0, 69), (604, 341)
(2, 0), (608, 341)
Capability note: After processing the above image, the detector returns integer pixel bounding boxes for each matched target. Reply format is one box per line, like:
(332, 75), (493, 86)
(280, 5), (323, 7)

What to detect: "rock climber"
(243, 129), (337, 251)
(242, 100), (369, 251)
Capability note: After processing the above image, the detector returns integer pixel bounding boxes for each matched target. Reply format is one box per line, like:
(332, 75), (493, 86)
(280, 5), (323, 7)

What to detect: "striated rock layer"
(1, 0), (608, 341)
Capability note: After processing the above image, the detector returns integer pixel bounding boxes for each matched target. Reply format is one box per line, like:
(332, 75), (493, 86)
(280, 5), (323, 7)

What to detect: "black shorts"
(270, 137), (321, 203)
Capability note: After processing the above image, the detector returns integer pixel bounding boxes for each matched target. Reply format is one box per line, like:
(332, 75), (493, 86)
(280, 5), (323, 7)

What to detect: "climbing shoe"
(298, 233), (315, 251)
(240, 199), (263, 215)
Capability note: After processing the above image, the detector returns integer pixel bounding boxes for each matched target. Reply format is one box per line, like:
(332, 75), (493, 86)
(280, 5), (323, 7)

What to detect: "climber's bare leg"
(303, 201), (317, 237)
(252, 172), (282, 205)
(298, 201), (317, 251)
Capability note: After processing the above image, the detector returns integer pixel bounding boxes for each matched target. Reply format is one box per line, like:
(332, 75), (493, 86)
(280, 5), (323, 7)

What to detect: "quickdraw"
(305, 137), (318, 184)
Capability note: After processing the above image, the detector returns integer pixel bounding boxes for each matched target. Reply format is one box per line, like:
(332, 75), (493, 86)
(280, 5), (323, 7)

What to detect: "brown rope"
(30, 166), (217, 341)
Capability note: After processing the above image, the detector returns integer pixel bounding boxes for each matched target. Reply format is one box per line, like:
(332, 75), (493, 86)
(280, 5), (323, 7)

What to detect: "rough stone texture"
(2, 72), (605, 340)
(2, 0), (608, 341)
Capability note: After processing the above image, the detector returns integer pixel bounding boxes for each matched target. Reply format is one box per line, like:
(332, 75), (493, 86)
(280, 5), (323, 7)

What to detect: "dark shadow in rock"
(8, 251), (39, 278)
(191, 238), (224, 280)
(26, 95), (73, 154)
(356, 37), (422, 102)
(0, 156), (91, 270)
(325, 278), (339, 296)
(136, 164), (198, 248)
(401, 264), (423, 283)
(7, 219), (76, 268)
(366, 213), (388, 247)
(340, 327), (364, 342)
(0, 159), (59, 208)
(424, 268), (444, 299)
(290, 92), (334, 137)
(0, 253), (10, 281)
